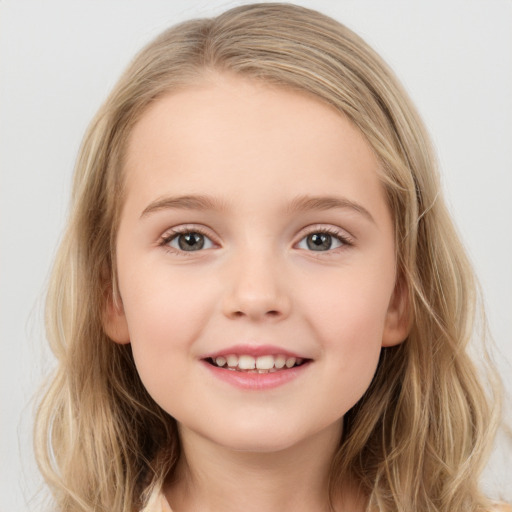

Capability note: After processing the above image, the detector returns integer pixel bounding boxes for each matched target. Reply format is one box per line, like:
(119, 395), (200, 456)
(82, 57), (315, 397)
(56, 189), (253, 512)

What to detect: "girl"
(34, 3), (509, 511)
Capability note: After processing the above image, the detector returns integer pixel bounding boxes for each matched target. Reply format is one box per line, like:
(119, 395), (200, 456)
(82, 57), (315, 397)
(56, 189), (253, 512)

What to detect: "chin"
(228, 435), (300, 454)
(197, 417), (337, 455)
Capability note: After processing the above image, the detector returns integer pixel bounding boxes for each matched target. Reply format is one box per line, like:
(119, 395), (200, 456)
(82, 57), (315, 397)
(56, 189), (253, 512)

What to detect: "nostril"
(231, 309), (280, 318)
(223, 291), (290, 321)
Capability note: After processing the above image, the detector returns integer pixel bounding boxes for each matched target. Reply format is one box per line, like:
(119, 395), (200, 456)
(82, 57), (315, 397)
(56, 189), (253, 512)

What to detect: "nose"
(221, 249), (291, 322)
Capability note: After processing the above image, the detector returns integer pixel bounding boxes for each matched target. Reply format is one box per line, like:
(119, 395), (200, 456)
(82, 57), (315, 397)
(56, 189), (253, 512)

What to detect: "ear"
(382, 277), (411, 347)
(103, 293), (131, 345)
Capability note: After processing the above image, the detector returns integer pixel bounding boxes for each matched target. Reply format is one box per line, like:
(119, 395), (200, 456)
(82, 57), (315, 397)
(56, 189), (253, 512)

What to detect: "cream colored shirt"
(139, 487), (173, 512)
(140, 489), (511, 512)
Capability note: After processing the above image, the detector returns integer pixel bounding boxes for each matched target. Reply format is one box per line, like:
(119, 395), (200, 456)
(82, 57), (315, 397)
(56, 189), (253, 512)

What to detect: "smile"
(201, 346), (312, 390)
(206, 354), (306, 373)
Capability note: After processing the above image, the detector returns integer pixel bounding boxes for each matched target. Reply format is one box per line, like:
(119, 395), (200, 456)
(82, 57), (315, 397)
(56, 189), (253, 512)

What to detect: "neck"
(164, 421), (365, 512)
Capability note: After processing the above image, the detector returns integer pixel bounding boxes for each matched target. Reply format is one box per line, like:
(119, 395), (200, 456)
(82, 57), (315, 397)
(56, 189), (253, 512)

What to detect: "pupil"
(307, 233), (331, 251)
(178, 232), (204, 251)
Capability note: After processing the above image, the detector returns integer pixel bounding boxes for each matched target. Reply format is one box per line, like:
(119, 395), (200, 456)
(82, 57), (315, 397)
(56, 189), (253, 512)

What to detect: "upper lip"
(200, 344), (309, 360)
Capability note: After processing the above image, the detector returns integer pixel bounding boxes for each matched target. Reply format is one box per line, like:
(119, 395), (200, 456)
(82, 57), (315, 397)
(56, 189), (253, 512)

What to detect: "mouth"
(204, 354), (309, 373)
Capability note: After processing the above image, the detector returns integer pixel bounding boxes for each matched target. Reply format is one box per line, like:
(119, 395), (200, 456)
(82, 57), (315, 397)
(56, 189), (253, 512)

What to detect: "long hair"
(35, 4), (503, 511)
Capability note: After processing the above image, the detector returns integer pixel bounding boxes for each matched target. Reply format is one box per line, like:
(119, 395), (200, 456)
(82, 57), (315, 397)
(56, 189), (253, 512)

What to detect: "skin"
(105, 73), (409, 512)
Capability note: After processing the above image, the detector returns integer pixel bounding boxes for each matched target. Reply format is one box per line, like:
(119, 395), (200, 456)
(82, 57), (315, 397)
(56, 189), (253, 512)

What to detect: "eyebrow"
(141, 194), (227, 218)
(140, 193), (375, 223)
(286, 194), (375, 223)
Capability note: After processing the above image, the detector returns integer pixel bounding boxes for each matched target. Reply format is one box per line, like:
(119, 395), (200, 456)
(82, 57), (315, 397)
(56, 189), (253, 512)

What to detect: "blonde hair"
(35, 3), (503, 511)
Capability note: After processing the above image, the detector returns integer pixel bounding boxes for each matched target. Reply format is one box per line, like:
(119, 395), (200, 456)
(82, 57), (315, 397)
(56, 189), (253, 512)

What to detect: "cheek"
(118, 269), (215, 388)
(304, 267), (393, 344)
(313, 299), (384, 417)
(300, 267), (393, 395)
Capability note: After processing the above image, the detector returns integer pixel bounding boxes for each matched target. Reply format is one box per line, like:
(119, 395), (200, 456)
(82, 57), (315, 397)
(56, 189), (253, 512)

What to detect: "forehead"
(122, 73), (386, 217)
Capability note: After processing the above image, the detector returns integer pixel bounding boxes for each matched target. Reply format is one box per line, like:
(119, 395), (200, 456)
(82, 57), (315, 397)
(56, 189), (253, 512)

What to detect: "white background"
(1, 1), (511, 510)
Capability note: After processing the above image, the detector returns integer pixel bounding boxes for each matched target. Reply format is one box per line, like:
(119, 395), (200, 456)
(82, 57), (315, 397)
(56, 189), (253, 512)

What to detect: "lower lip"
(202, 360), (311, 390)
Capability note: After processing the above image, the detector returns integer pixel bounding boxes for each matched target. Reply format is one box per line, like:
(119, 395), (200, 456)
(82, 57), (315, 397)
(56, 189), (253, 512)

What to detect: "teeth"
(256, 355), (274, 370)
(210, 353), (306, 372)
(238, 355), (256, 370)
(274, 355), (286, 369)
(226, 354), (238, 368)
(285, 357), (296, 368)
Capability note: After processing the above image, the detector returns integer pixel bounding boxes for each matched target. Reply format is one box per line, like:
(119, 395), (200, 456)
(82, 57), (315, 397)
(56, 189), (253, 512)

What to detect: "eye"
(164, 231), (214, 252)
(296, 231), (347, 251)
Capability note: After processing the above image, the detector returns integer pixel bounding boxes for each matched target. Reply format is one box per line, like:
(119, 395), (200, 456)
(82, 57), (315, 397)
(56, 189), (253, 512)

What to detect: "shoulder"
(493, 504), (512, 512)
(160, 494), (173, 512)
(139, 489), (173, 512)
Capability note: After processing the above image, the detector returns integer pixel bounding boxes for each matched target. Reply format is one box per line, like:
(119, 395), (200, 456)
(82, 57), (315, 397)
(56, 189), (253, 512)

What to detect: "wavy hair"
(35, 3), (503, 511)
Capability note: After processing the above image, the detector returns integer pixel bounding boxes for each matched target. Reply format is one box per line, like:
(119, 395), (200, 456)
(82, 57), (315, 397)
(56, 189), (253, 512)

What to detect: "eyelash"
(159, 226), (216, 256)
(159, 225), (354, 255)
(297, 226), (354, 252)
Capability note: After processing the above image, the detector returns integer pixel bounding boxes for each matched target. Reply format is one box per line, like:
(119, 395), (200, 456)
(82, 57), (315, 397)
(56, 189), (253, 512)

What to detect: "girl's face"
(106, 74), (408, 453)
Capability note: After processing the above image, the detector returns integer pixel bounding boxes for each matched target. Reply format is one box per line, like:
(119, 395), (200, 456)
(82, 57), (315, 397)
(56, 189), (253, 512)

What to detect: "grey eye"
(169, 232), (213, 251)
(298, 232), (343, 251)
